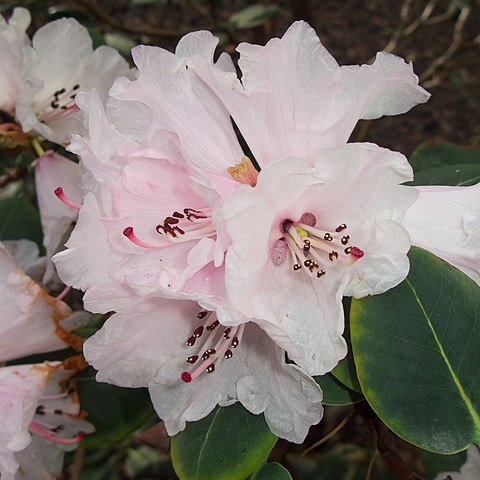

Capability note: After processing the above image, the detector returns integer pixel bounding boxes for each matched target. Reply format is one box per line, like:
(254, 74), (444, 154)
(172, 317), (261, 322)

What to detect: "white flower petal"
(403, 184), (480, 285)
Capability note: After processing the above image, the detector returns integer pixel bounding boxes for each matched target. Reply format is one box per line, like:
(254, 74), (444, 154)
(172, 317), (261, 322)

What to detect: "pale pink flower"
(403, 184), (480, 285)
(0, 8), (30, 115)
(84, 297), (323, 443)
(0, 240), (86, 363)
(186, 21), (430, 166)
(222, 144), (417, 374)
(0, 362), (94, 480)
(0, 12), (133, 146)
(34, 152), (82, 283)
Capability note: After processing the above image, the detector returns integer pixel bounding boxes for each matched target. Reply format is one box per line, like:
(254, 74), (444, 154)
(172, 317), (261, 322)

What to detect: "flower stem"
(31, 137), (45, 157)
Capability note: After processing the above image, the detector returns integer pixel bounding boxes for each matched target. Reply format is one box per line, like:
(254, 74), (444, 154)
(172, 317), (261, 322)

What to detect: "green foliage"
(76, 368), (155, 447)
(410, 163), (480, 186)
(0, 196), (43, 251)
(230, 4), (279, 30)
(171, 403), (277, 480)
(419, 449), (467, 478)
(251, 462), (292, 480)
(351, 247), (480, 453)
(410, 142), (480, 171)
(314, 374), (363, 406)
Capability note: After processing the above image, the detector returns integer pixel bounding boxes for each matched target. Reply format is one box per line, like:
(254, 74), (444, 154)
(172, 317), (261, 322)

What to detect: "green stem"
(31, 137), (45, 157)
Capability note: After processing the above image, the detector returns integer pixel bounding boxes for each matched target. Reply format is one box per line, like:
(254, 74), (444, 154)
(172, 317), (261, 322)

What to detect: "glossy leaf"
(314, 373), (363, 406)
(0, 196), (43, 251)
(331, 299), (362, 393)
(76, 367), (155, 447)
(171, 403), (277, 480)
(410, 142), (480, 172)
(251, 462), (292, 480)
(409, 163), (480, 187)
(351, 247), (480, 453)
(419, 449), (467, 478)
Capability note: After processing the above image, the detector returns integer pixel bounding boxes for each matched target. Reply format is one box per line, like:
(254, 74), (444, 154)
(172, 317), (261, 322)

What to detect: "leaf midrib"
(406, 278), (480, 438)
(194, 407), (223, 480)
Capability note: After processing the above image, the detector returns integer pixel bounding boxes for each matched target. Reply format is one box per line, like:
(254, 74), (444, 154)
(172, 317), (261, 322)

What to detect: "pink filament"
(54, 187), (82, 210)
(29, 422), (85, 444)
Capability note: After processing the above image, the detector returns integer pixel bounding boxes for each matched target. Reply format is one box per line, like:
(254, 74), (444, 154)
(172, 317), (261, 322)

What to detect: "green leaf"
(419, 449), (467, 478)
(351, 247), (480, 453)
(171, 403), (277, 480)
(331, 299), (362, 393)
(314, 373), (363, 406)
(76, 368), (155, 447)
(230, 4), (279, 30)
(0, 197), (43, 251)
(251, 462), (292, 480)
(409, 163), (480, 186)
(410, 142), (480, 172)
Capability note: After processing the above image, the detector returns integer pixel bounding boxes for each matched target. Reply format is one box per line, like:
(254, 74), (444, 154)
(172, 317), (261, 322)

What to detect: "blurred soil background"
(1, 0), (478, 478)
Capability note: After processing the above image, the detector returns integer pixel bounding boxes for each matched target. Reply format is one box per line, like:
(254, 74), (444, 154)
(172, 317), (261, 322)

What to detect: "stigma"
(180, 310), (244, 383)
(272, 212), (364, 278)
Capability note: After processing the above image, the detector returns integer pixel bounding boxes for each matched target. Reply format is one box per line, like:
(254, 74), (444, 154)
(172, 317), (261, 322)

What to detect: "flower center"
(35, 84), (80, 124)
(272, 212), (364, 278)
(123, 207), (216, 249)
(180, 310), (244, 383)
(30, 390), (86, 445)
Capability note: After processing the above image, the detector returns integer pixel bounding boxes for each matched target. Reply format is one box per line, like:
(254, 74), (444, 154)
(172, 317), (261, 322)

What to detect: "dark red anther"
(223, 328), (232, 338)
(186, 355), (198, 364)
(224, 350), (233, 359)
(173, 211), (185, 219)
(231, 337), (239, 348)
(165, 216), (179, 225)
(181, 371), (192, 383)
(206, 364), (215, 373)
(335, 223), (347, 232)
(193, 326), (204, 338)
(206, 320), (219, 331)
(197, 311), (208, 319)
(186, 335), (196, 346)
(329, 251), (339, 261)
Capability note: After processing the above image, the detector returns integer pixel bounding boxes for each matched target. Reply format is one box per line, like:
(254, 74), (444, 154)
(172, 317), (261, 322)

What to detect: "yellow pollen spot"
(228, 156), (258, 186)
(294, 226), (308, 239)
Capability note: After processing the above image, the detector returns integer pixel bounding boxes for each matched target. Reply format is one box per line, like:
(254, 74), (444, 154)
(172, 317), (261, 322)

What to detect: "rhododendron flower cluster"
(50, 21), (478, 443)
(1, 7), (479, 478)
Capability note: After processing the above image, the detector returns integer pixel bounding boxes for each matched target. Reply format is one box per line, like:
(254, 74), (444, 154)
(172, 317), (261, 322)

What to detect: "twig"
(0, 166), (26, 188)
(70, 446), (85, 480)
(301, 409), (354, 456)
(420, 5), (471, 82)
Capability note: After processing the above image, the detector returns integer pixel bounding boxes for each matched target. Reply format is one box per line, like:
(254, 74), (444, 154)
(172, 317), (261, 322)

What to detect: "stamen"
(123, 227), (168, 249)
(228, 156), (259, 186)
(54, 187), (81, 210)
(29, 422), (85, 445)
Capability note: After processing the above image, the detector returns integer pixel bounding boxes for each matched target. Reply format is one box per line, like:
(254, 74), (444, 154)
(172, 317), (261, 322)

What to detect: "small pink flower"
(0, 362), (94, 480)
(0, 240), (86, 362)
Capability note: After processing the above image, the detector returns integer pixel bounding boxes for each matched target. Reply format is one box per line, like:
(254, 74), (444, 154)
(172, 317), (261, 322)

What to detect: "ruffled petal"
(85, 298), (323, 442)
(402, 184), (480, 285)
(188, 21), (429, 166)
(0, 7), (30, 113)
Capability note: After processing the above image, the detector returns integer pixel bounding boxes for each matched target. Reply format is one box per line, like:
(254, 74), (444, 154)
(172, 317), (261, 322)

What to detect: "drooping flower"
(34, 152), (82, 283)
(403, 184), (480, 285)
(0, 240), (86, 362)
(0, 362), (94, 480)
(84, 296), (323, 443)
(0, 8), (30, 115)
(0, 8), (133, 146)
